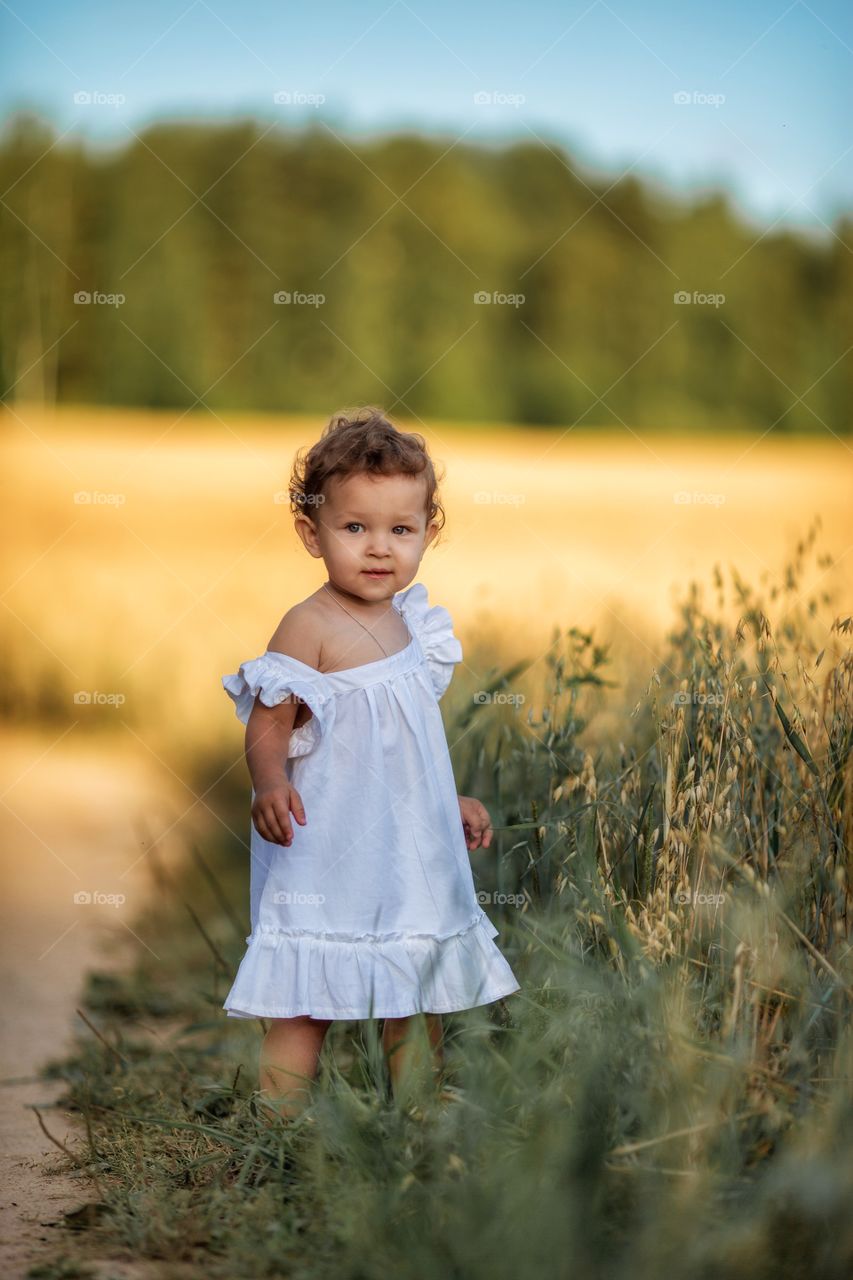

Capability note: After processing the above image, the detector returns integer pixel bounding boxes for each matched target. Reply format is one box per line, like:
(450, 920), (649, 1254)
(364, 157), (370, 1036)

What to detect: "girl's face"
(295, 471), (438, 600)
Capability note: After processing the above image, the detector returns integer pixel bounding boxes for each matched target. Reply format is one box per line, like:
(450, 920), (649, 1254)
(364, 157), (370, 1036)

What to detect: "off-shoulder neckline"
(265, 635), (417, 680)
(265, 590), (417, 680)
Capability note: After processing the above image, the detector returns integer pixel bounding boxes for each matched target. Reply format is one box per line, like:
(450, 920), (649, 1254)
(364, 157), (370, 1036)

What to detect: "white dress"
(221, 581), (521, 1020)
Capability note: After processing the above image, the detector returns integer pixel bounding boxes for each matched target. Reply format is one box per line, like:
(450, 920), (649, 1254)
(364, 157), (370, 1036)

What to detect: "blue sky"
(1, 0), (850, 234)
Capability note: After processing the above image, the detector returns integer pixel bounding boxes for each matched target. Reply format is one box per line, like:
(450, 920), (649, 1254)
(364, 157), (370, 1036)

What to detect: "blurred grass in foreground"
(33, 523), (853, 1280)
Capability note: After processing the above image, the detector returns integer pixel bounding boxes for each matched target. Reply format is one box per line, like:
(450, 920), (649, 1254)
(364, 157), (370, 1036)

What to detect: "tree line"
(1, 111), (849, 432)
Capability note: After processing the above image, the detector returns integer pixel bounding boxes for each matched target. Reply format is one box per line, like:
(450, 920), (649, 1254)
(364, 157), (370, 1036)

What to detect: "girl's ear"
(423, 519), (440, 549)
(294, 513), (324, 558)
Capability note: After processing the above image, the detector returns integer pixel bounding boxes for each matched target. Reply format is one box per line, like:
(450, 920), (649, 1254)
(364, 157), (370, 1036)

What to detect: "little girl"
(221, 406), (520, 1116)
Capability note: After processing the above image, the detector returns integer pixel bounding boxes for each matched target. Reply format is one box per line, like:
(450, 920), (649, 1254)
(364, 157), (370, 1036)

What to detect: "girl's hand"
(458, 795), (493, 850)
(252, 782), (306, 847)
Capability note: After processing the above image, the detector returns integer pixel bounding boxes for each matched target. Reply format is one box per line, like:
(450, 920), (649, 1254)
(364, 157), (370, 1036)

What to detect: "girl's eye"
(344, 523), (411, 534)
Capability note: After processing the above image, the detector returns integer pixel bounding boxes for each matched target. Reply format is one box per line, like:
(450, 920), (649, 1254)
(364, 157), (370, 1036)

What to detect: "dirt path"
(0, 728), (184, 1278)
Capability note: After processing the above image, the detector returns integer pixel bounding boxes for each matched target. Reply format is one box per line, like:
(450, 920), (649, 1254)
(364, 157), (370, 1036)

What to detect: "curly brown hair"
(289, 406), (446, 541)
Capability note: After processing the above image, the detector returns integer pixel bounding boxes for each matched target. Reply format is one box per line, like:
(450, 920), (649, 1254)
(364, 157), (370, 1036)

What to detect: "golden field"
(2, 402), (850, 754)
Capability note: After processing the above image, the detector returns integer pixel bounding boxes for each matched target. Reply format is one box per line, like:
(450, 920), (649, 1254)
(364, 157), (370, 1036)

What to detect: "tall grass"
(39, 522), (852, 1279)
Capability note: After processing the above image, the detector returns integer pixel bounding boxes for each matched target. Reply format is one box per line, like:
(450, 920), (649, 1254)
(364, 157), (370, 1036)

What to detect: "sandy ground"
(0, 728), (186, 1278)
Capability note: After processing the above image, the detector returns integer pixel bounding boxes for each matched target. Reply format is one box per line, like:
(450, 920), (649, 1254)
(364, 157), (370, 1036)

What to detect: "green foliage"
(1, 112), (850, 432)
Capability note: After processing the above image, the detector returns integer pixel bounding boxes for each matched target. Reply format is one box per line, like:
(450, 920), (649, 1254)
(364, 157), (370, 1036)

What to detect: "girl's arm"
(245, 605), (321, 847)
(246, 694), (298, 790)
(246, 697), (307, 846)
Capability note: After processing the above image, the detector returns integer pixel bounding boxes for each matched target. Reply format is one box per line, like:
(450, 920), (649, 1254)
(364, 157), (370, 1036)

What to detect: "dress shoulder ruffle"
(394, 582), (462, 700)
(221, 651), (334, 758)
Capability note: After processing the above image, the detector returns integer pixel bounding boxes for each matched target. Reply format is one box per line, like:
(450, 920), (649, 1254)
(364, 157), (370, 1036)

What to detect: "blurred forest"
(1, 111), (850, 432)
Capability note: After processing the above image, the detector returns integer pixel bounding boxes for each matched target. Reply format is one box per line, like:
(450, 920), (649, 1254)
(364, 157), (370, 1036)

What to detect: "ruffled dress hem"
(223, 909), (521, 1020)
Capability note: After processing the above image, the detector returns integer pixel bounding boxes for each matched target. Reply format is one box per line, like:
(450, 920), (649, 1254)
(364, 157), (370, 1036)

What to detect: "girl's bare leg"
(258, 1015), (333, 1118)
(382, 1013), (444, 1100)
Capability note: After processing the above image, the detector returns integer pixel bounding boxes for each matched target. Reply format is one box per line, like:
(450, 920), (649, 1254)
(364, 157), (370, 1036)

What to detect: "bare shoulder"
(266, 598), (324, 670)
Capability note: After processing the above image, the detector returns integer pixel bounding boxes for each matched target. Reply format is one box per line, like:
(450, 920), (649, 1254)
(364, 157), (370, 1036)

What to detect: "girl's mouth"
(362, 570), (392, 578)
